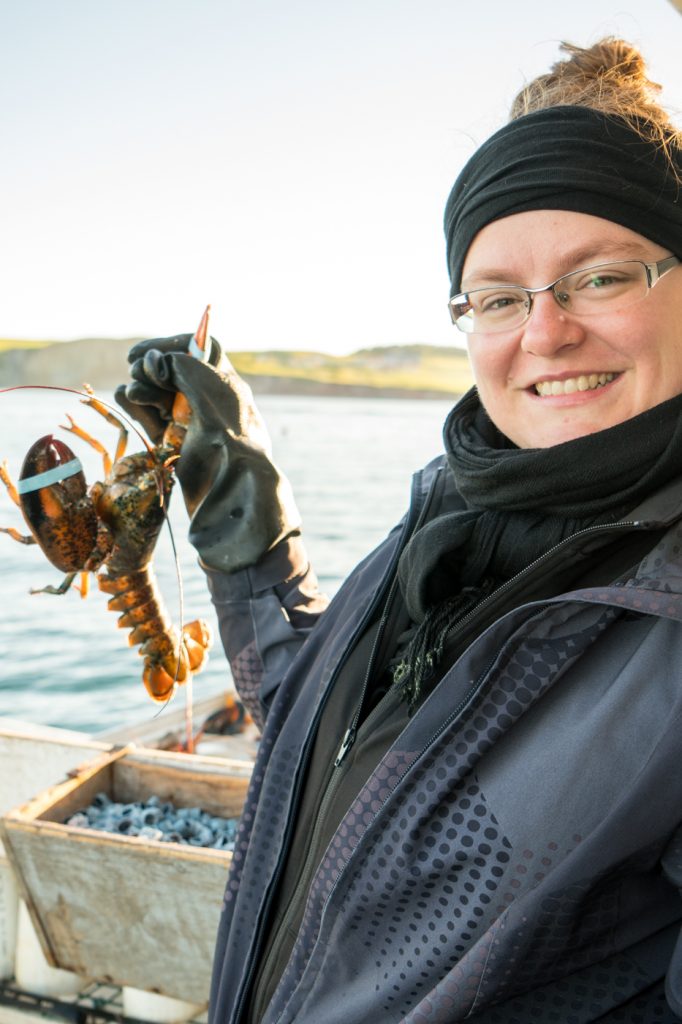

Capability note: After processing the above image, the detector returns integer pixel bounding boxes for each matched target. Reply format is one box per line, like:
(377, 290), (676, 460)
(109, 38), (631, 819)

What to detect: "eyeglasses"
(448, 255), (680, 335)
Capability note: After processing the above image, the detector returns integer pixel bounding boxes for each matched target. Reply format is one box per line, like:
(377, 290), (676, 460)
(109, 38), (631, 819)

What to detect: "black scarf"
(394, 388), (682, 707)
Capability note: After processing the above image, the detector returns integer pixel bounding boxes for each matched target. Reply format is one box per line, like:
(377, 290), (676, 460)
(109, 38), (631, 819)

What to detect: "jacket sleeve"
(202, 535), (329, 730)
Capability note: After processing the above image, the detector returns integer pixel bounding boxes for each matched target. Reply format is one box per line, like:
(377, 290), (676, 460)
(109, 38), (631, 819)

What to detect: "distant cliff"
(0, 338), (472, 398)
(0, 338), (135, 389)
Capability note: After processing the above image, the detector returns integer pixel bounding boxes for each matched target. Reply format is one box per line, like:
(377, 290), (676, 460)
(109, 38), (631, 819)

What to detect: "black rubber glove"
(115, 336), (301, 574)
(115, 333), (224, 444)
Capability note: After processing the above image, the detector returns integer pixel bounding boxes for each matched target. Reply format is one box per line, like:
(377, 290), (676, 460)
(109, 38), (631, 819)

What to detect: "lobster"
(0, 308), (213, 705)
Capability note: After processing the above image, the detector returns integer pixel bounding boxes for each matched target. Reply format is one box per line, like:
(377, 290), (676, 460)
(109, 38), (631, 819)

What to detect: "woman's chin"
(499, 401), (635, 449)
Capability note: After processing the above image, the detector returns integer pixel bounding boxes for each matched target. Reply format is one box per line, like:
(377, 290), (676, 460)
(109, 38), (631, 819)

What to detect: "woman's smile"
(531, 371), (618, 397)
(462, 211), (682, 448)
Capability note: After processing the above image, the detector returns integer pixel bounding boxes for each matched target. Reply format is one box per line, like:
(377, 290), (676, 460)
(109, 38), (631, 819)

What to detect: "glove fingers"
(128, 350), (249, 439)
(117, 331), (228, 449)
(128, 333), (222, 366)
(141, 349), (175, 389)
(127, 356), (176, 414)
(124, 379), (175, 417)
(127, 334), (193, 363)
(114, 385), (166, 444)
(129, 355), (164, 390)
(127, 350), (256, 444)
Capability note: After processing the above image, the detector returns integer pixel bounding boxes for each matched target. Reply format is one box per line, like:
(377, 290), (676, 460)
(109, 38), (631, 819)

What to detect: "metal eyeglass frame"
(448, 255), (681, 334)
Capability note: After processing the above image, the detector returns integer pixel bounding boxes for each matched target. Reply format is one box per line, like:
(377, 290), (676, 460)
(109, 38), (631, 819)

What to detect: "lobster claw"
(18, 436), (98, 572)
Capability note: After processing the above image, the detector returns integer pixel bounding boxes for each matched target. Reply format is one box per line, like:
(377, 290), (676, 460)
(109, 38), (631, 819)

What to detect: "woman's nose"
(519, 291), (585, 356)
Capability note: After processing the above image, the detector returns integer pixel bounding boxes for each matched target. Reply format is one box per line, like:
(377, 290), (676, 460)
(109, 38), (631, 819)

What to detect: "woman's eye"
(574, 267), (631, 290)
(584, 274), (618, 288)
(479, 292), (523, 312)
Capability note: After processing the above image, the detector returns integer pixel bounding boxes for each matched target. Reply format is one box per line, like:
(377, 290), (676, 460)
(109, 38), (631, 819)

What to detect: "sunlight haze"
(2, 0), (681, 354)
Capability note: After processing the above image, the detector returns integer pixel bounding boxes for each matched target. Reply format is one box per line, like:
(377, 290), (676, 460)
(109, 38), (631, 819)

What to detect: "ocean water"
(0, 389), (453, 735)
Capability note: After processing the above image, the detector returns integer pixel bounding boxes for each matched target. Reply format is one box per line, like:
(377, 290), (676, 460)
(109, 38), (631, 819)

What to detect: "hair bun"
(509, 38), (678, 164)
(510, 38), (662, 117)
(556, 38), (655, 91)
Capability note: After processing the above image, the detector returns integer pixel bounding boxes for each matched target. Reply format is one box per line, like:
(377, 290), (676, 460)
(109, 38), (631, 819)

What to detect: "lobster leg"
(65, 391), (129, 468)
(30, 571), (80, 596)
(0, 461), (37, 544)
(0, 459), (22, 507)
(84, 395), (128, 462)
(61, 415), (115, 477)
(82, 392), (129, 456)
(0, 526), (37, 545)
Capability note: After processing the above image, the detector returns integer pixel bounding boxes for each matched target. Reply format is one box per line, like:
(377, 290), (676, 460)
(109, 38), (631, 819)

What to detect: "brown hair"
(510, 38), (681, 169)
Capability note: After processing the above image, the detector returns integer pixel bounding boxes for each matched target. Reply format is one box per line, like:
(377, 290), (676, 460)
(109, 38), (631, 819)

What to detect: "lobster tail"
(98, 566), (211, 703)
(143, 661), (180, 703)
(182, 619), (213, 672)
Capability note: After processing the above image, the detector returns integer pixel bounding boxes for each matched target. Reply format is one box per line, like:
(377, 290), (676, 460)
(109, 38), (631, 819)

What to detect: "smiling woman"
(460, 211), (682, 447)
(114, 35), (682, 1024)
(443, 40), (682, 448)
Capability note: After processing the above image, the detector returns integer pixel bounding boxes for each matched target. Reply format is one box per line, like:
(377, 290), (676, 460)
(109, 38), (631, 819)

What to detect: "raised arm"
(115, 332), (329, 727)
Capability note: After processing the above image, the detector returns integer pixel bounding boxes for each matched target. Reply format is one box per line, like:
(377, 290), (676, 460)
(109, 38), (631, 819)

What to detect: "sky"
(2, 0), (681, 355)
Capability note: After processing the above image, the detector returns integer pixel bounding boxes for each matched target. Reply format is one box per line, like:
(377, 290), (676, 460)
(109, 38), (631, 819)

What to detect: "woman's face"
(461, 210), (682, 448)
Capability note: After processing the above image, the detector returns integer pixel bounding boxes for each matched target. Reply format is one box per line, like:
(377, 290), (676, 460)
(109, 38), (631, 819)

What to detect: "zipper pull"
(335, 727), (356, 767)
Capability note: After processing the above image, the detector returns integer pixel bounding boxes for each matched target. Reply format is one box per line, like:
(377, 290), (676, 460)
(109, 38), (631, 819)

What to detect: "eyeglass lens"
(451, 260), (651, 334)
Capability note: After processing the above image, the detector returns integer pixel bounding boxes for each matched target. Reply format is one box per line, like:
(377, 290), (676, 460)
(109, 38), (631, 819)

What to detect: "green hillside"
(230, 345), (472, 396)
(0, 338), (473, 397)
(0, 338), (52, 352)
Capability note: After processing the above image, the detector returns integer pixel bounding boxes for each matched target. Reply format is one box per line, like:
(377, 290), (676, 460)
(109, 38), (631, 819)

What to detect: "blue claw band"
(18, 458), (83, 494)
(189, 335), (211, 362)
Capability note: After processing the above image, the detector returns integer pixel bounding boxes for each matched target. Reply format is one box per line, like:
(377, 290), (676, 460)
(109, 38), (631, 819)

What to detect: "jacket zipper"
(338, 514), (651, 769)
(327, 520), (653, 911)
(409, 519), (649, 763)
(264, 559), (417, 986)
(440, 517), (646, 657)
(252, 466), (442, 1021)
(335, 466), (444, 767)
(234, 466), (439, 1024)
(289, 518), (657, 1016)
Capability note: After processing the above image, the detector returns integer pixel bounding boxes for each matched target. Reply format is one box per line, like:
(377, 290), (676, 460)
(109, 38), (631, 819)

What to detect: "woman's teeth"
(534, 372), (616, 397)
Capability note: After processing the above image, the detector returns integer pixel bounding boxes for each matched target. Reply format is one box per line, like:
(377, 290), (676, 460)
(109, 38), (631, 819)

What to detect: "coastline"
(241, 374), (460, 400)
(0, 337), (470, 400)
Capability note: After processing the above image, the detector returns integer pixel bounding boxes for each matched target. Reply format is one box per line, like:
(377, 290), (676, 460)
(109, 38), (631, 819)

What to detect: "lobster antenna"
(0, 385), (156, 454)
(173, 305), (211, 749)
(152, 305), (212, 742)
(149, 497), (189, 724)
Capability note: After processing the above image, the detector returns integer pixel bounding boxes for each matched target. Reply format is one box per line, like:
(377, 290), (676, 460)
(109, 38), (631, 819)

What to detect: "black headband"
(444, 105), (682, 296)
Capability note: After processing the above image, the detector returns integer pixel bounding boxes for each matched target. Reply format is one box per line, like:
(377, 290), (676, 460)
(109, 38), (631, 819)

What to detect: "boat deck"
(0, 692), (258, 1023)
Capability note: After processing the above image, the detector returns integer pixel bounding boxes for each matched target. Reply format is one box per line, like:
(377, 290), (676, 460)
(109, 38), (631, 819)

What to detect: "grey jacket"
(207, 456), (682, 1024)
